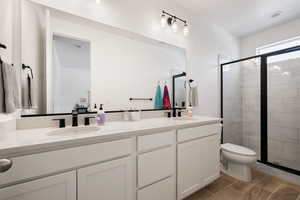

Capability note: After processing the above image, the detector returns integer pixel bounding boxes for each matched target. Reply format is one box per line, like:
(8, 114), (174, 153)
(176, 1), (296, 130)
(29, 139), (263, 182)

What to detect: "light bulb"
(172, 18), (178, 33)
(96, 0), (101, 4)
(183, 23), (189, 36)
(160, 13), (167, 28)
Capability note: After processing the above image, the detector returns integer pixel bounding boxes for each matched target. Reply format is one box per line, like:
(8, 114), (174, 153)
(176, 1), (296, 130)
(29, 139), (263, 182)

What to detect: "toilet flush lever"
(0, 159), (13, 173)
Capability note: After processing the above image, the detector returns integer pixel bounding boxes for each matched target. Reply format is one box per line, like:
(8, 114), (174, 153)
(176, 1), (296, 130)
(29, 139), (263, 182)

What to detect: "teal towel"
(154, 85), (163, 109)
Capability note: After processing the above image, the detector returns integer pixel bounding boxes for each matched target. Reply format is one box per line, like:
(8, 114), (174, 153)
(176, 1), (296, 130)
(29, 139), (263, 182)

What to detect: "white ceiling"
(175, 0), (300, 38)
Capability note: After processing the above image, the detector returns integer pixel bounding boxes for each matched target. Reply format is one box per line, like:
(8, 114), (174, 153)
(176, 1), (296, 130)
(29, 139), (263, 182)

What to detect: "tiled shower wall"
(223, 63), (243, 146)
(241, 59), (261, 160)
(268, 58), (300, 170)
(223, 59), (261, 158)
(223, 57), (300, 170)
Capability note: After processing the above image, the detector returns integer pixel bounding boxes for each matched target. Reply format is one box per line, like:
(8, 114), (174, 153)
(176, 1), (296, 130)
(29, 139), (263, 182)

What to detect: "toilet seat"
(221, 143), (256, 156)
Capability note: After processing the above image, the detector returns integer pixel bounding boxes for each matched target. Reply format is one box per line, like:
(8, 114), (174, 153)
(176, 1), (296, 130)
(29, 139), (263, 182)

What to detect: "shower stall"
(221, 45), (300, 176)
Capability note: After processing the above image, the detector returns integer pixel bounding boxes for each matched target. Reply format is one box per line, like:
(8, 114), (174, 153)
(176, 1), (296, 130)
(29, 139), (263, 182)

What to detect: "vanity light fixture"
(160, 13), (167, 28)
(171, 18), (178, 33)
(161, 10), (189, 36)
(183, 23), (189, 36)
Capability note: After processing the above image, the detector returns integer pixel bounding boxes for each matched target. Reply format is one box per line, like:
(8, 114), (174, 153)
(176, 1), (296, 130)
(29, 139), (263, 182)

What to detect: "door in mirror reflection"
(52, 35), (91, 113)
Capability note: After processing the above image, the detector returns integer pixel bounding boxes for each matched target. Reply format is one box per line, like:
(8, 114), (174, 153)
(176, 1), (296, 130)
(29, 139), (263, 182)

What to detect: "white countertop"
(0, 116), (220, 157)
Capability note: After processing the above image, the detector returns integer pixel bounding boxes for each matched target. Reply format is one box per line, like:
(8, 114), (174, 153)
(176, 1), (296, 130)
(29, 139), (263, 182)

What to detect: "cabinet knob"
(0, 159), (13, 173)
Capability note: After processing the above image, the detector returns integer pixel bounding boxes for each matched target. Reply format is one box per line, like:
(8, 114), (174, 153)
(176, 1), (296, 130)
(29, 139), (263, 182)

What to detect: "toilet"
(221, 143), (257, 182)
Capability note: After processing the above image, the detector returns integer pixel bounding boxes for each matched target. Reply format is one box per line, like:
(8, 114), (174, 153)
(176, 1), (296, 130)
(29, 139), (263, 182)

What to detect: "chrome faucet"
(72, 110), (79, 127)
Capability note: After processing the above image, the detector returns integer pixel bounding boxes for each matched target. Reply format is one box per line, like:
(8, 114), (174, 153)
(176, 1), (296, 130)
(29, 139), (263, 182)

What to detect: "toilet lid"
(221, 143), (256, 156)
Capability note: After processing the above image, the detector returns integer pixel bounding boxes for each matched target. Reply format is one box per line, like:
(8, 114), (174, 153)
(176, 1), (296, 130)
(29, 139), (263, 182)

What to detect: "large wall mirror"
(20, 0), (187, 116)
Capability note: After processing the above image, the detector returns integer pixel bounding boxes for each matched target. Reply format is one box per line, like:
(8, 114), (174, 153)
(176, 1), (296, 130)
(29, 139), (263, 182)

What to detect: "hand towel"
(190, 86), (199, 107)
(2, 62), (21, 113)
(154, 85), (163, 109)
(0, 62), (5, 113)
(22, 73), (33, 109)
(163, 85), (171, 109)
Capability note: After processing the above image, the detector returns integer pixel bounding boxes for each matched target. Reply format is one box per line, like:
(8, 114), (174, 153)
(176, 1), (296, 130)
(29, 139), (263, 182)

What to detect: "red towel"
(163, 85), (171, 109)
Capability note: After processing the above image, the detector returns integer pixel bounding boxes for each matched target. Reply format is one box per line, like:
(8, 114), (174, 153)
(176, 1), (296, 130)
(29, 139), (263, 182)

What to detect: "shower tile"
(282, 143), (300, 162)
(268, 139), (284, 163)
(269, 126), (299, 143)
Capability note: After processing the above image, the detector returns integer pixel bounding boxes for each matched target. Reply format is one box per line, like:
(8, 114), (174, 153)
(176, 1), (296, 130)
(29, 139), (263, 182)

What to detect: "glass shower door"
(267, 51), (300, 171)
(222, 58), (261, 160)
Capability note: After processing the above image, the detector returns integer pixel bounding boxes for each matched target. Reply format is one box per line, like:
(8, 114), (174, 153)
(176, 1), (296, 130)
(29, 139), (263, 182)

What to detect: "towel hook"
(0, 43), (7, 49)
(0, 43), (7, 64)
(22, 64), (33, 79)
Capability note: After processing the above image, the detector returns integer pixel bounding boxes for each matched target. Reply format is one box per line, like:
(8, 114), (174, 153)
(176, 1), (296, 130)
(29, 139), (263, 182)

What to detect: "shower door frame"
(220, 45), (300, 176)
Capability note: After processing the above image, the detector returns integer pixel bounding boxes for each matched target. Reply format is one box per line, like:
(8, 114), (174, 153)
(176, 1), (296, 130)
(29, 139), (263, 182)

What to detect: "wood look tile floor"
(184, 169), (300, 200)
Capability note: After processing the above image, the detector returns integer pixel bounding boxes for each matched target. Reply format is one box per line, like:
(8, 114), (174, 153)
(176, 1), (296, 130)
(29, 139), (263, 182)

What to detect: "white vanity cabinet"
(78, 157), (133, 200)
(0, 120), (221, 200)
(177, 124), (221, 200)
(0, 171), (76, 200)
(0, 139), (134, 200)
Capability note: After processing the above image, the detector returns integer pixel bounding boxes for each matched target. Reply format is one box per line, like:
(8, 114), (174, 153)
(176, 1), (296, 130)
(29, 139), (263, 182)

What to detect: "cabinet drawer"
(138, 147), (174, 188)
(0, 139), (132, 187)
(177, 124), (221, 143)
(0, 171), (76, 200)
(138, 131), (174, 152)
(138, 177), (175, 200)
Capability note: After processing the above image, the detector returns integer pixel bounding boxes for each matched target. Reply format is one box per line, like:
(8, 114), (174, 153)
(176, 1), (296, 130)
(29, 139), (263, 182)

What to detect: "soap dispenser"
(93, 104), (98, 112)
(96, 104), (106, 126)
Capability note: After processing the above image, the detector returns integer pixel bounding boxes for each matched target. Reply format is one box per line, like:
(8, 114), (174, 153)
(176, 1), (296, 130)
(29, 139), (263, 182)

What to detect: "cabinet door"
(78, 157), (133, 200)
(201, 134), (220, 185)
(0, 171), (76, 200)
(177, 134), (220, 199)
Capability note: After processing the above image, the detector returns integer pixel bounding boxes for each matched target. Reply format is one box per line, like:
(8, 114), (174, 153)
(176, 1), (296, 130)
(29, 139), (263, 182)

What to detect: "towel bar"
(129, 98), (153, 101)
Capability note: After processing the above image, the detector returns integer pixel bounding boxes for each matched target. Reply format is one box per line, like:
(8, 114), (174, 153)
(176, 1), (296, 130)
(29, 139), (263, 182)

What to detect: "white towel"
(1, 62), (21, 113)
(189, 86), (199, 107)
(0, 62), (5, 113)
(21, 73), (34, 109)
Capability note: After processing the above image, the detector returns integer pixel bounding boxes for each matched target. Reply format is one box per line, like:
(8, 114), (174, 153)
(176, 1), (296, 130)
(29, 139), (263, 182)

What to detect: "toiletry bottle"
(96, 104), (106, 126)
(186, 104), (193, 117)
(93, 104), (98, 112)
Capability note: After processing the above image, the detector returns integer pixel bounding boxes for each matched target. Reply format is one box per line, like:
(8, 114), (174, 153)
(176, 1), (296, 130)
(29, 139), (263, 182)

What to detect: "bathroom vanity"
(0, 116), (220, 200)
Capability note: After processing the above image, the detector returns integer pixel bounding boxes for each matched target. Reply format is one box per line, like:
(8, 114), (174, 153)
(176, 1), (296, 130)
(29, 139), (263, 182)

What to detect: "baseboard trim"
(254, 162), (300, 185)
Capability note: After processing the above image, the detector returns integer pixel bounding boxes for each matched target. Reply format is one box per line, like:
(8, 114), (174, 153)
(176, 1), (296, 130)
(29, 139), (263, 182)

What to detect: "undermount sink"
(47, 126), (101, 136)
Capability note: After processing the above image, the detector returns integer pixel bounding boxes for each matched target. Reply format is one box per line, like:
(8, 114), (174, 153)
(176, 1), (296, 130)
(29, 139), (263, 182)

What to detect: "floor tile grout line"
(266, 183), (285, 200)
(208, 178), (238, 196)
(187, 170), (300, 200)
